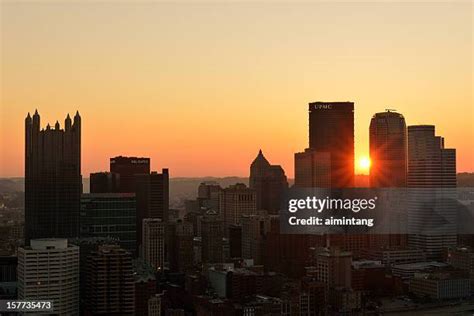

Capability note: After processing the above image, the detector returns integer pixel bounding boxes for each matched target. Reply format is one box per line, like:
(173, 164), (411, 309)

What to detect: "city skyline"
(1, 2), (472, 178)
(5, 105), (468, 179)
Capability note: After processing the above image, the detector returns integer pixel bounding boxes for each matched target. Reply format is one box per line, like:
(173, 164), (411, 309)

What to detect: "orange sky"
(1, 2), (472, 178)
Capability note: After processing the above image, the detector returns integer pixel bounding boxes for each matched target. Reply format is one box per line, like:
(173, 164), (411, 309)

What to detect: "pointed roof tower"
(65, 113), (72, 130)
(250, 149), (271, 177)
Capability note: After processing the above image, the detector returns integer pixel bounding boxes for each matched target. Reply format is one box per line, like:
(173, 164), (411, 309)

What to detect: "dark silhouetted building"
(90, 171), (120, 193)
(241, 211), (274, 265)
(25, 110), (82, 242)
(219, 184), (256, 229)
(0, 256), (17, 282)
(201, 212), (224, 263)
(133, 259), (157, 316)
(142, 218), (165, 272)
(228, 224), (242, 259)
(314, 248), (352, 289)
(307, 102), (354, 188)
(249, 150), (288, 214)
(168, 220), (194, 273)
(110, 156), (150, 193)
(85, 244), (135, 315)
(294, 149), (331, 188)
(80, 193), (137, 254)
(135, 169), (169, 253)
(369, 110), (407, 187)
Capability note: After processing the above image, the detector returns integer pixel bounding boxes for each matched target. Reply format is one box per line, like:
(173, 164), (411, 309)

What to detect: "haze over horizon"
(1, 2), (472, 178)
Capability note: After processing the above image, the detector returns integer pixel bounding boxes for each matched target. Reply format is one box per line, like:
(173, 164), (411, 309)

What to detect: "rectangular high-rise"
(308, 102), (354, 188)
(294, 149), (331, 188)
(90, 171), (120, 193)
(142, 218), (165, 272)
(219, 183), (257, 229)
(407, 125), (456, 260)
(241, 211), (274, 265)
(110, 156), (150, 193)
(85, 244), (135, 314)
(80, 193), (137, 254)
(135, 169), (169, 253)
(18, 239), (79, 315)
(201, 213), (224, 263)
(25, 110), (82, 242)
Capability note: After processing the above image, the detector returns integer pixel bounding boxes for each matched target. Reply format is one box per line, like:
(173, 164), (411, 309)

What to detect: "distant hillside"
(458, 173), (474, 187)
(2, 173), (473, 206)
(0, 178), (24, 193)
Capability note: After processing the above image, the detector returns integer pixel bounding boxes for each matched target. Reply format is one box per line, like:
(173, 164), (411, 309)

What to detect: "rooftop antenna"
(386, 108), (397, 112)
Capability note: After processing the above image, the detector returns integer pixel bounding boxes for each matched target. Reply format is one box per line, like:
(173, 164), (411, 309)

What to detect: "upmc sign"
(313, 104), (333, 110)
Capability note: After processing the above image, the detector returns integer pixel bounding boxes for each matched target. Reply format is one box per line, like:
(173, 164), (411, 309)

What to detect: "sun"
(357, 156), (371, 173)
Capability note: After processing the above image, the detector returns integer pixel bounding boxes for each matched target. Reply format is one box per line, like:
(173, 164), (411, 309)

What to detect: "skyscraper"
(135, 169), (169, 252)
(110, 156), (150, 193)
(307, 102), (354, 188)
(201, 212), (224, 263)
(369, 111), (407, 187)
(168, 220), (194, 273)
(142, 218), (165, 272)
(249, 150), (288, 214)
(294, 149), (331, 188)
(25, 110), (82, 242)
(314, 248), (352, 288)
(18, 239), (79, 315)
(407, 125), (457, 260)
(85, 244), (135, 315)
(80, 193), (137, 253)
(219, 183), (257, 230)
(241, 211), (274, 265)
(90, 171), (120, 193)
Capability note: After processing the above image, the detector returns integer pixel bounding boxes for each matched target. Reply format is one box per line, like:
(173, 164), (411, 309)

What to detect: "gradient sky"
(1, 1), (472, 178)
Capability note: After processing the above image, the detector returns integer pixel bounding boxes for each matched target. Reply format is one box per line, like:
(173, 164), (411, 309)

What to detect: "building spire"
(65, 113), (72, 130)
(251, 148), (270, 170)
(25, 112), (32, 124)
(55, 120), (60, 130)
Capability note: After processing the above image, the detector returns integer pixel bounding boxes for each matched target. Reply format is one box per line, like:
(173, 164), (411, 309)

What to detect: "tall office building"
(90, 171), (120, 193)
(294, 149), (331, 188)
(407, 125), (457, 260)
(201, 213), (224, 263)
(219, 183), (257, 229)
(25, 110), (82, 242)
(314, 248), (352, 288)
(110, 156), (150, 193)
(241, 211), (274, 265)
(249, 150), (288, 214)
(80, 193), (137, 253)
(18, 239), (79, 315)
(307, 102), (354, 188)
(197, 182), (222, 211)
(228, 224), (242, 258)
(135, 170), (169, 252)
(369, 111), (407, 187)
(85, 244), (135, 314)
(169, 220), (194, 272)
(142, 218), (165, 271)
(133, 259), (157, 316)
